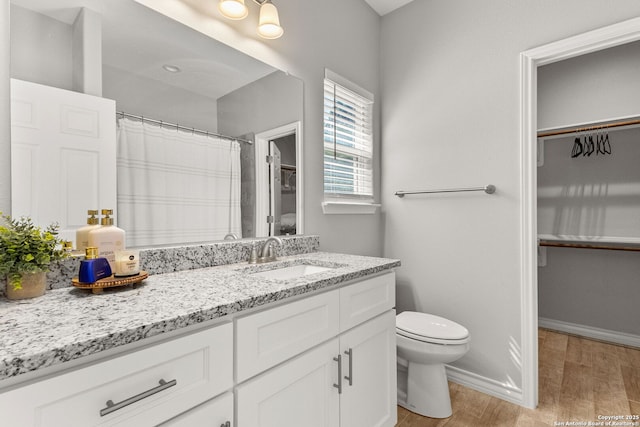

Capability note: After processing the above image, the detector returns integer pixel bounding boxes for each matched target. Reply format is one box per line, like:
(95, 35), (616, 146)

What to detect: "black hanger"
(603, 132), (612, 154)
(571, 137), (583, 158)
(584, 134), (595, 156)
(596, 133), (604, 155)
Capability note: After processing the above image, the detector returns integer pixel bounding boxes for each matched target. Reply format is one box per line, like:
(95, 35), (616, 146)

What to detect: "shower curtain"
(117, 118), (242, 247)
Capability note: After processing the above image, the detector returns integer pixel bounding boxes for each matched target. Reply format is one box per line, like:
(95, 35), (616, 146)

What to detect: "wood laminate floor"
(396, 329), (640, 426)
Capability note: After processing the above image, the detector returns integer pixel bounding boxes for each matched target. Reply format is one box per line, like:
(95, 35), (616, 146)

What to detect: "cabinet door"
(236, 339), (340, 427)
(339, 311), (397, 427)
(159, 392), (233, 427)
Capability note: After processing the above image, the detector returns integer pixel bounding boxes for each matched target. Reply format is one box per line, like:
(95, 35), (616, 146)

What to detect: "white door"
(269, 140), (282, 236)
(339, 311), (397, 427)
(10, 79), (116, 244)
(236, 339), (341, 427)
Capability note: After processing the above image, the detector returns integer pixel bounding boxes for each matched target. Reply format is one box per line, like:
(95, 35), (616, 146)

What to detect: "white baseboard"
(539, 317), (640, 348)
(445, 365), (523, 406)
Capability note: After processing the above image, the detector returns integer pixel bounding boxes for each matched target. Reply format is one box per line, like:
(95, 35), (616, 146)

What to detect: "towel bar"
(395, 185), (496, 198)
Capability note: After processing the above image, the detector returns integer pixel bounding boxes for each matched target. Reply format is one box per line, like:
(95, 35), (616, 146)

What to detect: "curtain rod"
(537, 118), (640, 138)
(117, 112), (253, 145)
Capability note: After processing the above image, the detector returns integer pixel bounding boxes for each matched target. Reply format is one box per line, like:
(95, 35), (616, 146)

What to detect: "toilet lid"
(396, 311), (469, 342)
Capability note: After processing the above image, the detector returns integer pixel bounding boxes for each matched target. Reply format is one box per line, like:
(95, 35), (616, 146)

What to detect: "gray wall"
(10, 5), (219, 130)
(537, 39), (640, 336)
(10, 5), (73, 90)
(538, 40), (640, 130)
(380, 0), (640, 396)
(103, 65), (219, 131)
(217, 70), (301, 138)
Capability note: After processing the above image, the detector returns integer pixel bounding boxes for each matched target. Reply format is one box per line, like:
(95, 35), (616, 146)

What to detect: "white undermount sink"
(250, 264), (334, 280)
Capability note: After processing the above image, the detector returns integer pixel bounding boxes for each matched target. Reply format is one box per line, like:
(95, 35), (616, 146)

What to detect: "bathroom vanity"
(0, 250), (399, 427)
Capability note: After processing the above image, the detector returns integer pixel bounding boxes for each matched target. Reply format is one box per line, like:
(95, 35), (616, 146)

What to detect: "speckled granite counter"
(0, 251), (399, 383)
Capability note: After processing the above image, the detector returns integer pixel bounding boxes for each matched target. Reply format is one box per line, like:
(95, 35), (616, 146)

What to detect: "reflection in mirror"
(9, 0), (303, 248)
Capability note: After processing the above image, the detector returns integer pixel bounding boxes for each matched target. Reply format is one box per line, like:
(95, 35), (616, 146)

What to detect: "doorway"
(255, 121), (304, 237)
(519, 17), (640, 409)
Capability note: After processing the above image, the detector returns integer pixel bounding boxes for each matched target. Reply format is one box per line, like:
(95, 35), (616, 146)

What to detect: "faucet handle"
(248, 243), (258, 264)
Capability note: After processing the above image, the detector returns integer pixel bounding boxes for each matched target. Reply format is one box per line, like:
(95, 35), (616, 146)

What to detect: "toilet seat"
(396, 311), (470, 345)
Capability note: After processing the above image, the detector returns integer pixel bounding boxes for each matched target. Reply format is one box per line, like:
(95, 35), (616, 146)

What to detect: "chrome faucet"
(249, 236), (283, 264)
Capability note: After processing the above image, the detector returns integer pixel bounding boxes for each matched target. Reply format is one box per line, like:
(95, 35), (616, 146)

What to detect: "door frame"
(519, 16), (640, 408)
(255, 121), (303, 237)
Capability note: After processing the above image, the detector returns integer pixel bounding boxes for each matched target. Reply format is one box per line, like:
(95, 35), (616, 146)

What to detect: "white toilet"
(396, 311), (470, 418)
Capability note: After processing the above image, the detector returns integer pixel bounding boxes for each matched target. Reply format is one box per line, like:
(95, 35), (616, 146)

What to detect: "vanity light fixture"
(218, 0), (284, 39)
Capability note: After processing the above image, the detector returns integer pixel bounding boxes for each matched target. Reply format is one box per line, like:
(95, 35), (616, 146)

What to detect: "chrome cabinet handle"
(333, 354), (342, 394)
(344, 348), (353, 386)
(100, 378), (177, 417)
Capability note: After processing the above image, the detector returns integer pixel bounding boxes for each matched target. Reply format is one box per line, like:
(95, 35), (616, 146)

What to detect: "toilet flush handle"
(344, 348), (353, 386)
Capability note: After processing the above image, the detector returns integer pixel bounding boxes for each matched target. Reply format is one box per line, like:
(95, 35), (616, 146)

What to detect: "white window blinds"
(323, 70), (374, 200)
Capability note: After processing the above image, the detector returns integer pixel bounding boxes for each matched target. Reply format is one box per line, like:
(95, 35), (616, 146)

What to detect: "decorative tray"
(72, 271), (149, 294)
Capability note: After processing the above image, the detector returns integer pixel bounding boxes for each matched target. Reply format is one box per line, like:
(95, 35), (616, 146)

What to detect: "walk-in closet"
(536, 40), (640, 347)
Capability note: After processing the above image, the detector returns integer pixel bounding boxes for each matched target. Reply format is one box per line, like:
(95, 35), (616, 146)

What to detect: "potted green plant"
(0, 213), (68, 300)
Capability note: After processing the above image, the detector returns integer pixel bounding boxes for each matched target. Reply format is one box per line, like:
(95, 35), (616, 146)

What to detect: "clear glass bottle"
(88, 209), (125, 271)
(76, 210), (101, 252)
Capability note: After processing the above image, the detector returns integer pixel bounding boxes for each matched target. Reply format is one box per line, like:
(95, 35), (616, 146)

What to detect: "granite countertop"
(0, 252), (400, 383)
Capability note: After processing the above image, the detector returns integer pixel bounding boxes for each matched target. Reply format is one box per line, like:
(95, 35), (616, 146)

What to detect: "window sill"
(321, 201), (381, 215)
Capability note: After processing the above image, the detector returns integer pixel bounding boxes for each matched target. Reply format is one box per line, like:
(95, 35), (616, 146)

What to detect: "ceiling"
(10, 0), (276, 101)
(363, 0), (415, 16)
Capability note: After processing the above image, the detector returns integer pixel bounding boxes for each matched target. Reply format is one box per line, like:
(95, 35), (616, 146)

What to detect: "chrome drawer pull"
(333, 354), (342, 394)
(344, 348), (353, 386)
(100, 378), (177, 417)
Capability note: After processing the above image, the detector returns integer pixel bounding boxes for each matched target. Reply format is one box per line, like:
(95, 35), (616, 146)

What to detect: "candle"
(114, 250), (140, 277)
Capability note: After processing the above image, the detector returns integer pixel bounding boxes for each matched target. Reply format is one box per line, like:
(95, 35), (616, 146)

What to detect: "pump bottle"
(78, 247), (112, 283)
(88, 209), (125, 271)
(76, 210), (101, 252)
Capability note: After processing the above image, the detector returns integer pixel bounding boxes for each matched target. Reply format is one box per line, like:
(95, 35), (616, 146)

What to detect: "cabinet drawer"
(160, 391), (233, 427)
(236, 290), (340, 382)
(340, 271), (395, 332)
(0, 323), (233, 427)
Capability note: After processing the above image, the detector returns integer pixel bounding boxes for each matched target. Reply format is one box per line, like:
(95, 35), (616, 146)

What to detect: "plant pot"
(5, 271), (47, 300)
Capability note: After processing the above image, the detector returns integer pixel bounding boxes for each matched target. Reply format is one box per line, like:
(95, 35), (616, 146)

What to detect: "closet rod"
(395, 184), (496, 198)
(539, 240), (640, 252)
(117, 112), (253, 145)
(537, 118), (640, 138)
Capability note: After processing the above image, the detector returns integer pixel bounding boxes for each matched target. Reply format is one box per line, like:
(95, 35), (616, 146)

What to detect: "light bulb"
(219, 0), (248, 20)
(257, 2), (284, 39)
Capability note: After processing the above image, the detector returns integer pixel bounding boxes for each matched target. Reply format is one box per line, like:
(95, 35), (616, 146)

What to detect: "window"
(323, 69), (375, 209)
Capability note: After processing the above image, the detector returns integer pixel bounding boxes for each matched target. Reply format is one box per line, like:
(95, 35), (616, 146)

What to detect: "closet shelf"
(537, 116), (640, 139)
(538, 235), (640, 252)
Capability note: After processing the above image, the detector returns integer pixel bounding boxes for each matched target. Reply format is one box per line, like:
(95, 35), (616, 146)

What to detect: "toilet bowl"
(396, 311), (470, 419)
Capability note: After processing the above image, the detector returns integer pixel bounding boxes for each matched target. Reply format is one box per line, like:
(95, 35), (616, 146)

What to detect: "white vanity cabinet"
(0, 268), (397, 427)
(236, 271), (397, 427)
(0, 323), (233, 427)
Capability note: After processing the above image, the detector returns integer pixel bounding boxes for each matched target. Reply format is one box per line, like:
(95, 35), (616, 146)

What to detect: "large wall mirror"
(9, 0), (303, 248)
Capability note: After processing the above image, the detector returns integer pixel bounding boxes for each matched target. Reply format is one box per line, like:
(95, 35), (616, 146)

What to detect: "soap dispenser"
(76, 210), (101, 251)
(78, 247), (112, 283)
(88, 209), (125, 271)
